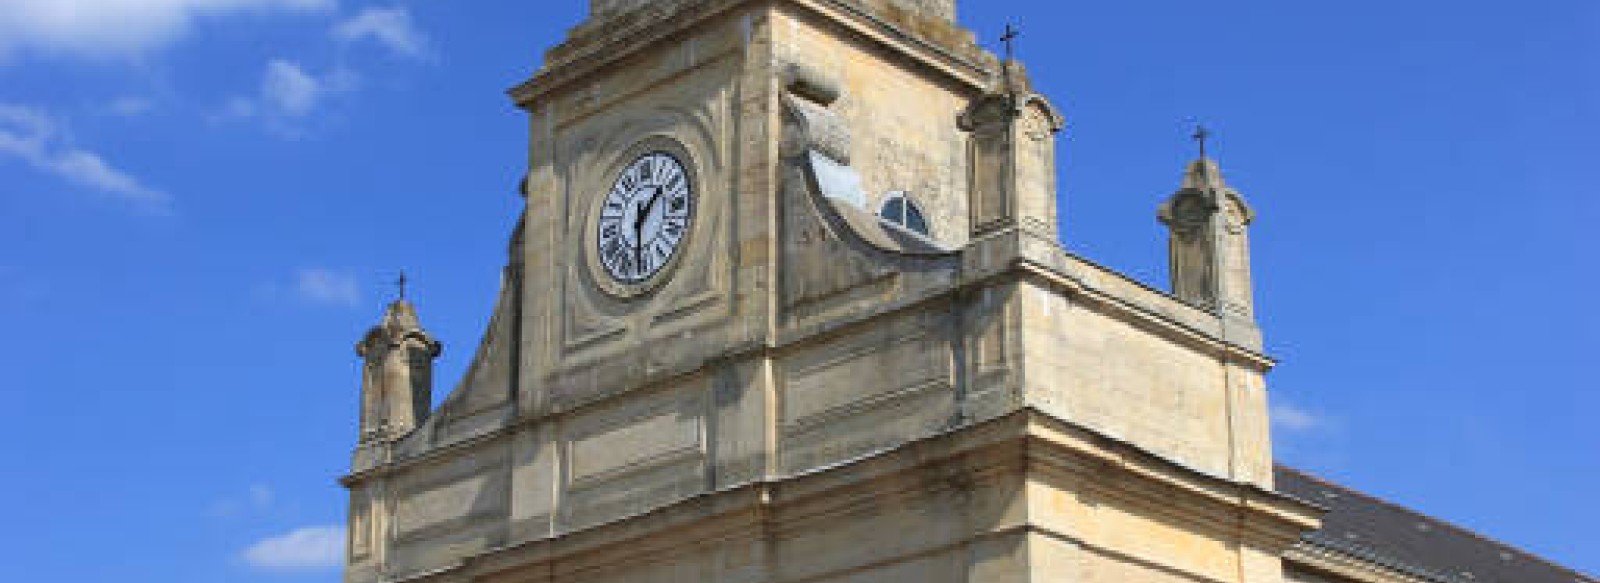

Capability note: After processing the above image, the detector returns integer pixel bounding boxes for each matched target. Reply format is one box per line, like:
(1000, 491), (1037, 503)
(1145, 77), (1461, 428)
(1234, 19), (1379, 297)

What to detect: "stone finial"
(355, 299), (442, 443)
(1158, 157), (1258, 324)
(959, 68), (1065, 239)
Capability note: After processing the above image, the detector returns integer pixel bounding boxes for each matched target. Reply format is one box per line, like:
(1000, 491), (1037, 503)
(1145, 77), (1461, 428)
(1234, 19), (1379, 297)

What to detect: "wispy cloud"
(333, 7), (428, 59)
(263, 59), (325, 117)
(0, 0), (336, 62)
(1272, 399), (1329, 433)
(242, 525), (345, 570)
(219, 59), (358, 135)
(0, 103), (170, 211)
(1270, 395), (1349, 472)
(294, 268), (362, 307)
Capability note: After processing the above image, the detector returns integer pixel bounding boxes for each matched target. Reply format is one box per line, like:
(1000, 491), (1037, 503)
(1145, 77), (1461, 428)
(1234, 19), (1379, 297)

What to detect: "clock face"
(596, 152), (695, 285)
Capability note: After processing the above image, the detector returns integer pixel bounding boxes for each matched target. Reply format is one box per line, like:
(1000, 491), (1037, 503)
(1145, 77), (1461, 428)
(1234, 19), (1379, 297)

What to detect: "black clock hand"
(633, 187), (663, 273)
(639, 187), (664, 230)
(632, 217), (643, 279)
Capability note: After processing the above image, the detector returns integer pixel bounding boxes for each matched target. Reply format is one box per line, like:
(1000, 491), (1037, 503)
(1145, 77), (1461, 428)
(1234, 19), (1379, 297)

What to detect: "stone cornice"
(508, 0), (992, 108)
(964, 229), (1275, 369)
(369, 410), (1320, 583)
(343, 232), (1275, 488)
(1024, 410), (1321, 551)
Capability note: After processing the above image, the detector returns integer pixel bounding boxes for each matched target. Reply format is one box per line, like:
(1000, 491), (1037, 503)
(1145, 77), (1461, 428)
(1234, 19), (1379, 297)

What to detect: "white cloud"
(0, 103), (170, 210)
(262, 59), (323, 116)
(0, 104), (53, 137)
(242, 525), (345, 570)
(0, 0), (336, 61)
(220, 60), (358, 131)
(333, 7), (427, 58)
(295, 268), (362, 307)
(1272, 400), (1327, 433)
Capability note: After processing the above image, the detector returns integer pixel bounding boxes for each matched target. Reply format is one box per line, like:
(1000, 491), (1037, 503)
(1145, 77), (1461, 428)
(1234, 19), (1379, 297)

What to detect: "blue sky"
(0, 0), (1594, 580)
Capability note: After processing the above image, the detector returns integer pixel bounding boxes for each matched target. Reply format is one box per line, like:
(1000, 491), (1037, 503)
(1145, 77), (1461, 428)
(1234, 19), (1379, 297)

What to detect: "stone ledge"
(511, 0), (993, 107)
(964, 229), (1273, 366)
(380, 409), (1321, 583)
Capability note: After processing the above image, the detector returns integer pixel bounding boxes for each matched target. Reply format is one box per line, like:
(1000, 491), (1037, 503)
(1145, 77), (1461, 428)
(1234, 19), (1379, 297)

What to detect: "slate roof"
(1276, 466), (1596, 583)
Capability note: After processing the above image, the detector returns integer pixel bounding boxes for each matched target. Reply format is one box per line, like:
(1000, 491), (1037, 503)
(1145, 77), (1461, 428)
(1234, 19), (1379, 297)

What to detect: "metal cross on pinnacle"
(396, 270), (409, 301)
(1193, 124), (1212, 160)
(1001, 23), (1021, 63)
(1000, 23), (1022, 96)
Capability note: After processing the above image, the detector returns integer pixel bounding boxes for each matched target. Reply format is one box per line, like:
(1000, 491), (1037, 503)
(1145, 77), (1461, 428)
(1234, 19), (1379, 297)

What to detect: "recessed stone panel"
(568, 398), (704, 485)
(779, 312), (957, 472)
(395, 473), (501, 540)
(783, 334), (947, 429)
(559, 384), (710, 529)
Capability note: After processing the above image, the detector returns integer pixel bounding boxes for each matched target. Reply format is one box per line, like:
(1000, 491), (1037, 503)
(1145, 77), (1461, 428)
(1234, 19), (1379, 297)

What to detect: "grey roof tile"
(1276, 466), (1596, 583)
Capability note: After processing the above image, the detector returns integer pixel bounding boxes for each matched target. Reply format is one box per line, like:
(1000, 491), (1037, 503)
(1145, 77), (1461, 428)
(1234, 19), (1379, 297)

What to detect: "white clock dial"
(596, 152), (694, 285)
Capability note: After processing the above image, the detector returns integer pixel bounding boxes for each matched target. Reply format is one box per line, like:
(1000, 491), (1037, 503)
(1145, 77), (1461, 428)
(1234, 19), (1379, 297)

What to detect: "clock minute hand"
(632, 187), (661, 277)
(639, 187), (664, 229)
(636, 188), (663, 264)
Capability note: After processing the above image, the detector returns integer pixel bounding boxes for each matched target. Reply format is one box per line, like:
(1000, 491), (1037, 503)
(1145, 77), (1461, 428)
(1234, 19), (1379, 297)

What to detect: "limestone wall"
(1021, 281), (1236, 478)
(775, 4), (977, 246)
(385, 442), (512, 576)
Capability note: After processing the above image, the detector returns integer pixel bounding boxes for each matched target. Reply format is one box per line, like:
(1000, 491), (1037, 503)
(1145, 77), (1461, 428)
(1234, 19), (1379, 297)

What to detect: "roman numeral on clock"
(662, 218), (685, 240)
(637, 245), (656, 277)
(638, 158), (654, 183)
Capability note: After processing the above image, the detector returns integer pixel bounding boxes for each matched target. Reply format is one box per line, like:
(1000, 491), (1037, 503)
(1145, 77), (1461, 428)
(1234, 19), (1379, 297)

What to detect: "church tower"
(342, 2), (1321, 582)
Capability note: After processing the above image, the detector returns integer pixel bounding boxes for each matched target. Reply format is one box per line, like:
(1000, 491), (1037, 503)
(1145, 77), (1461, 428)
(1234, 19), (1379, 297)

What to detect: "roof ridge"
(1276, 465), (1598, 583)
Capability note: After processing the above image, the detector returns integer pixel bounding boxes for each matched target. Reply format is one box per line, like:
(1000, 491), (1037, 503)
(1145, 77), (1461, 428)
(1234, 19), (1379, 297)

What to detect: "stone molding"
(963, 229), (1273, 362)
(510, 0), (993, 107)
(365, 410), (1320, 583)
(959, 90), (1066, 239)
(342, 232), (1273, 489)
